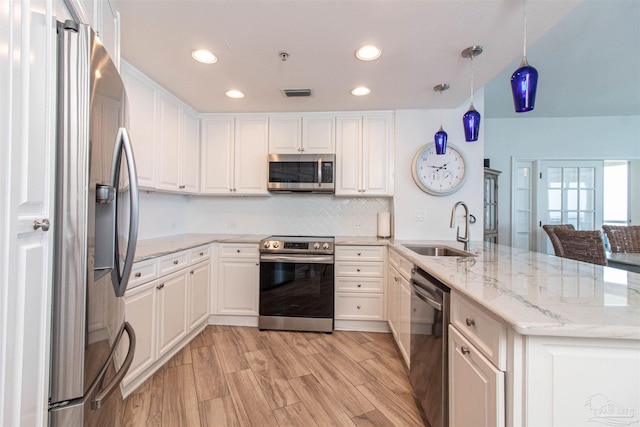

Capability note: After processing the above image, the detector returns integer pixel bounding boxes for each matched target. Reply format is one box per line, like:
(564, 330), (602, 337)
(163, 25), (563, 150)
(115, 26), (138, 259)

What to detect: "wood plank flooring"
(120, 326), (426, 427)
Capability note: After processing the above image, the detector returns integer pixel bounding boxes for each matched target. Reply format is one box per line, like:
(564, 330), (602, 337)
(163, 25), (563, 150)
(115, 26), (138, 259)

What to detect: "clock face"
(411, 143), (468, 195)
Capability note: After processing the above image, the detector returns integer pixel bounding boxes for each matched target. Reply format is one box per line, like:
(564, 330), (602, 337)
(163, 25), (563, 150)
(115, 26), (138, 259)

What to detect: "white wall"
(484, 115), (640, 245)
(393, 92), (486, 242)
(138, 192), (188, 238)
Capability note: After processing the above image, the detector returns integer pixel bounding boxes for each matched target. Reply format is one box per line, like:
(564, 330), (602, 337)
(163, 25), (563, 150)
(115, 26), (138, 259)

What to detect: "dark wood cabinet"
(484, 168), (501, 244)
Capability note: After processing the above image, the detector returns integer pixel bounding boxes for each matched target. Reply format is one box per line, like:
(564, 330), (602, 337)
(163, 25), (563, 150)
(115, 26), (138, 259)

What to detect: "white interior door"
(536, 160), (603, 254)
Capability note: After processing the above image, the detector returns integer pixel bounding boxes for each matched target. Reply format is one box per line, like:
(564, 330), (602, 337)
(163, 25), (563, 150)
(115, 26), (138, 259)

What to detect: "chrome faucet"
(450, 201), (472, 251)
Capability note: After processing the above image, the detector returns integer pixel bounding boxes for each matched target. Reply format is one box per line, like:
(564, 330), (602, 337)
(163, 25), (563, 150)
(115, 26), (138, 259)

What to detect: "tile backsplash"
(137, 192), (392, 239)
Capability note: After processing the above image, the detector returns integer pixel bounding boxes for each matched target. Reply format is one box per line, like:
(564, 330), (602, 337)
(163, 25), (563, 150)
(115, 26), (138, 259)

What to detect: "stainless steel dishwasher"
(410, 267), (450, 427)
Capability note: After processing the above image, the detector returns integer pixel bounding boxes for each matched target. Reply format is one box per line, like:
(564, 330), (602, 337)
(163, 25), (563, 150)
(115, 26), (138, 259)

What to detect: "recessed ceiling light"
(225, 89), (245, 99)
(191, 49), (217, 64)
(351, 86), (371, 96)
(356, 45), (381, 61)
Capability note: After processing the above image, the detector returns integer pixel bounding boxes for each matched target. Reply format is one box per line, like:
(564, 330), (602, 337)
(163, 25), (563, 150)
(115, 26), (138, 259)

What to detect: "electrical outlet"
(415, 209), (426, 221)
(353, 222), (362, 229)
(228, 221), (237, 230)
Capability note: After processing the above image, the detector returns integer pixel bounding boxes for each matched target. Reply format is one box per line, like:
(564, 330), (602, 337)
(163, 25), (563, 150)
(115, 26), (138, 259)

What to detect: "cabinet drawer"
(129, 258), (158, 289)
(335, 245), (384, 261)
(335, 276), (384, 293)
(189, 245), (210, 264)
(219, 243), (259, 259)
(451, 292), (507, 370)
(335, 293), (384, 320)
(335, 261), (384, 278)
(158, 251), (189, 276)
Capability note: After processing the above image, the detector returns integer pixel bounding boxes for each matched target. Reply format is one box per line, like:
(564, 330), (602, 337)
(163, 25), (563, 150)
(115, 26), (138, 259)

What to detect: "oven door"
(259, 254), (334, 318)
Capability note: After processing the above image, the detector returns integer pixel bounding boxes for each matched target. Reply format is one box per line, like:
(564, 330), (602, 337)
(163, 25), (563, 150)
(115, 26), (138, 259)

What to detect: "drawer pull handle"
(357, 305), (361, 309)
(134, 272), (141, 278)
(157, 283), (165, 290)
(465, 318), (475, 327)
(357, 252), (361, 256)
(199, 252), (204, 256)
(190, 270), (194, 275)
(237, 249), (241, 253)
(357, 284), (362, 288)
(173, 260), (179, 265)
(461, 346), (471, 355)
(356, 268), (361, 272)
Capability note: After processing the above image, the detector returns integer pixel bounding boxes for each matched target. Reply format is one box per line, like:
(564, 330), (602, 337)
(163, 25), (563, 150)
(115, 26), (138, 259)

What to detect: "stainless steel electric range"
(259, 236), (334, 333)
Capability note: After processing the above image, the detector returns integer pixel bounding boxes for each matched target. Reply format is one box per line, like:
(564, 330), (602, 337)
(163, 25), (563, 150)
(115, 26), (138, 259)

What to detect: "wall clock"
(411, 142), (468, 196)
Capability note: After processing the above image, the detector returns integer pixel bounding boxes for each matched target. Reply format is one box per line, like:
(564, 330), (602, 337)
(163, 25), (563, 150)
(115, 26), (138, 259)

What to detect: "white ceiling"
(114, 0), (638, 117)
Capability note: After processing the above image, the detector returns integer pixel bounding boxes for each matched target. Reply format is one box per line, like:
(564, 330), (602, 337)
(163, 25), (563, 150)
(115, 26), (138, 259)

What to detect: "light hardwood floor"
(120, 325), (426, 427)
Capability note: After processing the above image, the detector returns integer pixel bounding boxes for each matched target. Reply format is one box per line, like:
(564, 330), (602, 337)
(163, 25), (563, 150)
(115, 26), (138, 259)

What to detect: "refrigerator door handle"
(110, 127), (139, 297)
(91, 322), (136, 409)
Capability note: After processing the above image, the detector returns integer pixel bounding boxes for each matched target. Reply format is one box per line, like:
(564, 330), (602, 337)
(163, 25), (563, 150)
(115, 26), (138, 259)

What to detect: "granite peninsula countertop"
(134, 234), (640, 340)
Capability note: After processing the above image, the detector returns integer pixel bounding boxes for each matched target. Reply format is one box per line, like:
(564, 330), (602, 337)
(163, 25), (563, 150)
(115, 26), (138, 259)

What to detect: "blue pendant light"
(511, 0), (538, 113)
(461, 46), (483, 141)
(433, 83), (449, 155)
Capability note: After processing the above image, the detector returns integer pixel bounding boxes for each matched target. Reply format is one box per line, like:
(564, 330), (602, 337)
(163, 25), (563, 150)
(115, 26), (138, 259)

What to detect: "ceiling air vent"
(282, 89), (312, 97)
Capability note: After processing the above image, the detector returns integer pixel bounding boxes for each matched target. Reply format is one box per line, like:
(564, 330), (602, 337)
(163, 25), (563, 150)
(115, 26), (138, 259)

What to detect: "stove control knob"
(322, 243), (330, 250)
(273, 242), (280, 249)
(313, 242), (320, 250)
(263, 241), (271, 249)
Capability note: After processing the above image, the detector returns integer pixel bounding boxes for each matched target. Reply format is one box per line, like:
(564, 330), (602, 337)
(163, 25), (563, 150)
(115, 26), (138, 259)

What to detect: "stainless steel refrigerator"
(49, 20), (139, 426)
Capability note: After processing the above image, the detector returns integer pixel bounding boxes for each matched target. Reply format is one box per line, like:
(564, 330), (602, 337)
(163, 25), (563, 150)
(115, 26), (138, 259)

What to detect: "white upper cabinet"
(121, 63), (156, 188)
(74, 0), (120, 65)
(156, 94), (200, 193)
(201, 115), (269, 196)
(269, 113), (335, 154)
(122, 61), (200, 193)
(335, 112), (394, 196)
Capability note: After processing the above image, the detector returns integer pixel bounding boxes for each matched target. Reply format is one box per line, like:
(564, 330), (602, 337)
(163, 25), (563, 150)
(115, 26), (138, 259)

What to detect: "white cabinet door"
(335, 116), (362, 195)
(189, 262), (210, 329)
(1, 6), (55, 424)
(336, 113), (393, 196)
(200, 117), (235, 194)
(156, 95), (182, 191)
(234, 116), (269, 195)
(157, 270), (189, 356)
(398, 274), (411, 367)
(121, 64), (157, 188)
(449, 326), (505, 427)
(387, 266), (400, 339)
(122, 283), (157, 384)
(269, 116), (301, 154)
(303, 114), (335, 154)
(97, 0), (118, 66)
(218, 259), (259, 315)
(181, 109), (200, 193)
(362, 114), (393, 196)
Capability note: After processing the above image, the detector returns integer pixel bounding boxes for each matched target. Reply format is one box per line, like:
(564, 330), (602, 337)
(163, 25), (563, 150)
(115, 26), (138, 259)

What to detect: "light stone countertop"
(389, 240), (640, 340)
(134, 233), (640, 340)
(134, 233), (268, 262)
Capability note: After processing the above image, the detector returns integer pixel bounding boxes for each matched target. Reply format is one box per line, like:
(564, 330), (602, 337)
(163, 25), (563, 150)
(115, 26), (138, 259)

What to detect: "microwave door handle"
(317, 158), (322, 187)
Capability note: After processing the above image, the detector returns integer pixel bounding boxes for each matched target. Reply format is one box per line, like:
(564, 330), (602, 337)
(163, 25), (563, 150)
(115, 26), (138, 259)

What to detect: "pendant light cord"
(439, 90), (443, 126)
(523, 0), (528, 58)
(470, 55), (475, 104)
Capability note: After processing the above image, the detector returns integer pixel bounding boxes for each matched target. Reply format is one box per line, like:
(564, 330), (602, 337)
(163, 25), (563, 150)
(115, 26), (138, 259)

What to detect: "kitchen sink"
(402, 244), (476, 257)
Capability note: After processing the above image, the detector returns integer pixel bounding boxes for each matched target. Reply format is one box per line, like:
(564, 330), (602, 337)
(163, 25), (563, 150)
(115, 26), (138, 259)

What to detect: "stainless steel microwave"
(267, 154), (335, 193)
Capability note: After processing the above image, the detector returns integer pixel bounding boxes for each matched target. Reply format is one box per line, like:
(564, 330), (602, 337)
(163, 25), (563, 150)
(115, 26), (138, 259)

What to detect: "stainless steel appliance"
(410, 267), (450, 427)
(267, 154), (335, 192)
(49, 20), (138, 426)
(259, 236), (335, 332)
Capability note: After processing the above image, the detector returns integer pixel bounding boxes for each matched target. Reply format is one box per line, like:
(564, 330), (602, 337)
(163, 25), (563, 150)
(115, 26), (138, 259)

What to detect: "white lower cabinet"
(449, 325), (505, 427)
(449, 291), (506, 427)
(218, 243), (260, 315)
(334, 245), (386, 329)
(387, 248), (413, 367)
(122, 245), (211, 395)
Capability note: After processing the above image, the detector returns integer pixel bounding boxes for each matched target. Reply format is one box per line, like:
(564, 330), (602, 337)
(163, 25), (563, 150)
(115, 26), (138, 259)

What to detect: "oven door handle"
(260, 254), (334, 264)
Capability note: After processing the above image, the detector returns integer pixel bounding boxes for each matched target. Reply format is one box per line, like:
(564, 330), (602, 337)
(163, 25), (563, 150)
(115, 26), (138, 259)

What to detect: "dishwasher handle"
(412, 284), (443, 312)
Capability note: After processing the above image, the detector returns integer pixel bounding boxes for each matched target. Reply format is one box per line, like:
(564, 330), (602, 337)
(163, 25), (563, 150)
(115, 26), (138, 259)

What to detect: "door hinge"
(539, 221), (542, 227)
(539, 172), (542, 179)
